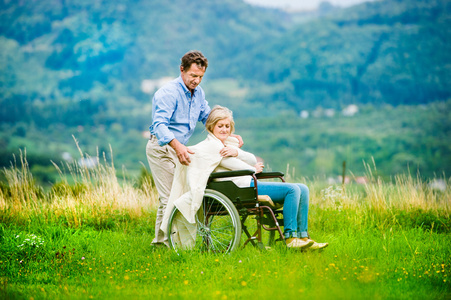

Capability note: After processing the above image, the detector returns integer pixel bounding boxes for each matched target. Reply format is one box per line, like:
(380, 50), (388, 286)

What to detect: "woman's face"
(213, 118), (231, 143)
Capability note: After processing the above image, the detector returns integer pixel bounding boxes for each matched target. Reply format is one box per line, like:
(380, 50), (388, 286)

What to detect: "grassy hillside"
(236, 101), (451, 179)
(1, 100), (450, 187)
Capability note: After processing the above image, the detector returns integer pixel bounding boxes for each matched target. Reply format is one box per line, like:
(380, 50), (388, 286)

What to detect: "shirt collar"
(177, 76), (198, 97)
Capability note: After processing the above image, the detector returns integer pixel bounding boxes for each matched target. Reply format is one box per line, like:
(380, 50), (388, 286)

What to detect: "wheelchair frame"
(167, 170), (286, 253)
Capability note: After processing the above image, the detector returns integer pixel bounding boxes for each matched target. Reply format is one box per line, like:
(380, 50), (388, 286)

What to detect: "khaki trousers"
(146, 136), (178, 246)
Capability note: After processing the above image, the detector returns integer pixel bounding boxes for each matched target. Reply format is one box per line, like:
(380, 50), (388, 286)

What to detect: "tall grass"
(0, 142), (158, 229)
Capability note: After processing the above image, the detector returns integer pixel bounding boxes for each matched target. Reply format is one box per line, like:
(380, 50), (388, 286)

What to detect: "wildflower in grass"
(16, 233), (44, 249)
(321, 186), (345, 210)
(241, 281), (247, 286)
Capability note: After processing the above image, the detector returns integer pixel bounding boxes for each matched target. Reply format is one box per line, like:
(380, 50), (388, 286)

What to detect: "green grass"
(0, 156), (450, 299)
(1, 211), (450, 300)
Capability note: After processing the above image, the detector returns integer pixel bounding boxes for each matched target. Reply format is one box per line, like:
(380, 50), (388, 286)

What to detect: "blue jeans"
(251, 180), (309, 239)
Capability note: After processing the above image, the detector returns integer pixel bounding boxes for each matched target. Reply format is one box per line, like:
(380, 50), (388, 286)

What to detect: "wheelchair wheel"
(167, 189), (242, 254)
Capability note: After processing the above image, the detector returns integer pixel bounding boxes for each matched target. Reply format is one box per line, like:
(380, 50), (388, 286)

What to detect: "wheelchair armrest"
(209, 170), (255, 179)
(255, 172), (285, 179)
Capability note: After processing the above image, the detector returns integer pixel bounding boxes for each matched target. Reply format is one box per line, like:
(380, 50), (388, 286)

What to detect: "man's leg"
(146, 136), (177, 246)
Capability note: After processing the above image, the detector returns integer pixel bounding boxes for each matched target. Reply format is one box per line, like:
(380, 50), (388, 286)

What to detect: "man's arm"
(151, 88), (177, 146)
(230, 134), (244, 148)
(169, 138), (194, 166)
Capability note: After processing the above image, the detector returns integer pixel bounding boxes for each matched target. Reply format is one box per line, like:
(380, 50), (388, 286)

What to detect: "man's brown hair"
(180, 50), (208, 71)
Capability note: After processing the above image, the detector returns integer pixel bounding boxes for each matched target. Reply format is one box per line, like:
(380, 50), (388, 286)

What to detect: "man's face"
(180, 63), (205, 92)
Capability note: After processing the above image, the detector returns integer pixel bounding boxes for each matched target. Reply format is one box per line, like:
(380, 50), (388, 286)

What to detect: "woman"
(206, 105), (328, 250)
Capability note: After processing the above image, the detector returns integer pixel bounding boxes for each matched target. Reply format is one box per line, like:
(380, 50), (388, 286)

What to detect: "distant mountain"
(0, 0), (450, 124)
(0, 0), (287, 98)
(240, 0), (451, 111)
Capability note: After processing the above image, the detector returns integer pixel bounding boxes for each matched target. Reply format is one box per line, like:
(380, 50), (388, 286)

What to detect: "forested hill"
(1, 0), (450, 120)
(240, 0), (451, 111)
(0, 0), (450, 182)
(0, 0), (289, 126)
(0, 0), (287, 98)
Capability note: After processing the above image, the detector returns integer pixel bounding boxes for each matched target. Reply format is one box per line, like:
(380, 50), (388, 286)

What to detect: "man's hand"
(169, 139), (194, 166)
(230, 134), (244, 148)
(219, 146), (238, 157)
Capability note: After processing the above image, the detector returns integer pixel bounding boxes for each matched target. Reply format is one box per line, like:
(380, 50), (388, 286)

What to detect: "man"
(146, 50), (241, 247)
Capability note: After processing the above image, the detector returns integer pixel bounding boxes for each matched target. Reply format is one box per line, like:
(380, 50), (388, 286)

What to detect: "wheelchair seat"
(257, 195), (283, 210)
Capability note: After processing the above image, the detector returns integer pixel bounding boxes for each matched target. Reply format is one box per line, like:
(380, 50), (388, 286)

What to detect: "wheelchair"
(166, 170), (286, 253)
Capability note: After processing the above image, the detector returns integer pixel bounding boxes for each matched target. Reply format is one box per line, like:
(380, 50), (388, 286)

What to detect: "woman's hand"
(220, 146), (238, 157)
(254, 162), (264, 173)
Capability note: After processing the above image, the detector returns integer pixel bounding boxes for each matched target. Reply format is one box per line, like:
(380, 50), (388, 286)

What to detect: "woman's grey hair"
(205, 105), (235, 134)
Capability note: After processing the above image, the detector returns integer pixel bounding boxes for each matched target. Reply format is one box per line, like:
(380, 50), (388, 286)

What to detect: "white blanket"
(161, 134), (240, 238)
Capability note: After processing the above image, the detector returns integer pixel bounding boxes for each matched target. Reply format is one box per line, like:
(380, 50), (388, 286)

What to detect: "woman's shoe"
(305, 240), (329, 250)
(286, 238), (314, 249)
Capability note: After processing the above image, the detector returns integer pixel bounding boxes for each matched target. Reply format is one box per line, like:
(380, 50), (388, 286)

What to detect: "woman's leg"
(295, 184), (328, 249)
(251, 181), (301, 238)
(295, 183), (309, 238)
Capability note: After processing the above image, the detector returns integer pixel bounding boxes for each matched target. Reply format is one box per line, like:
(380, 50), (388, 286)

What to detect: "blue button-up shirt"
(149, 76), (211, 146)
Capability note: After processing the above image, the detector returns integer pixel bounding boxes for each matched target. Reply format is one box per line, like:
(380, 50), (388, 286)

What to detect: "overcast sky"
(243, 0), (376, 10)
